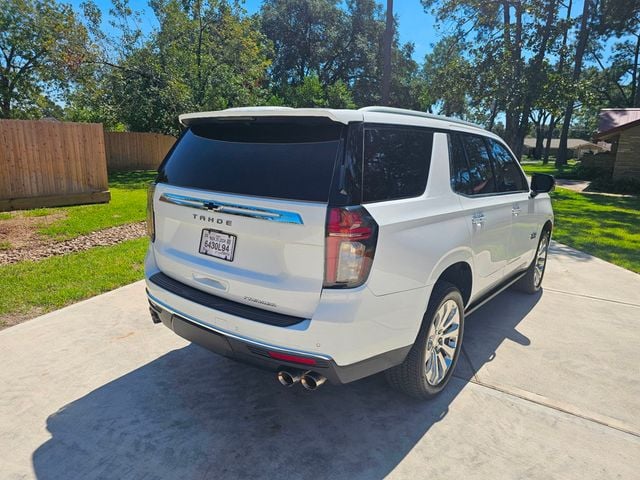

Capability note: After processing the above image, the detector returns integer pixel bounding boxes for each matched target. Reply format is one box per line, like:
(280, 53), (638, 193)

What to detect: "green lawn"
(0, 238), (148, 327)
(521, 159), (580, 178)
(39, 170), (157, 240)
(0, 171), (156, 328)
(551, 188), (640, 273)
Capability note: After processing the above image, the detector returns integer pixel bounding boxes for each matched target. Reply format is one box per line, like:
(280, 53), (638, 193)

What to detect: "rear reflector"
(268, 351), (317, 366)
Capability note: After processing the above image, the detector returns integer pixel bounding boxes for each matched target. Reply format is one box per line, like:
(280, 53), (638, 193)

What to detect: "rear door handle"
(512, 205), (521, 216)
(472, 213), (485, 226)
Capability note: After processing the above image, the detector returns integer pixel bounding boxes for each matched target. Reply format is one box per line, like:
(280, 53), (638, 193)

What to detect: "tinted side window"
(449, 134), (472, 195)
(488, 139), (528, 192)
(363, 127), (433, 203)
(461, 135), (496, 195)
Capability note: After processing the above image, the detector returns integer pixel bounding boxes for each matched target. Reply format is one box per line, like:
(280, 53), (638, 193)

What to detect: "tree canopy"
(0, 0), (92, 118)
(1, 0), (638, 152)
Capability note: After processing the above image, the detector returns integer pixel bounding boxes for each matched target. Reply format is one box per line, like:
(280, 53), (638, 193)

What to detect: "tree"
(422, 0), (563, 158)
(588, 1), (640, 108)
(421, 36), (471, 117)
(260, 0), (346, 89)
(261, 0), (420, 108)
(69, 0), (271, 134)
(556, 0), (594, 166)
(0, 0), (93, 118)
(282, 74), (355, 108)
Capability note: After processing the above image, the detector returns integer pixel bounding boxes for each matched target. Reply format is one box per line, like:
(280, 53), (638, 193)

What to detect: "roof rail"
(359, 106), (483, 129)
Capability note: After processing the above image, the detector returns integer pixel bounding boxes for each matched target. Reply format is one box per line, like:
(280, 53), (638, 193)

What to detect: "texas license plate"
(199, 229), (237, 262)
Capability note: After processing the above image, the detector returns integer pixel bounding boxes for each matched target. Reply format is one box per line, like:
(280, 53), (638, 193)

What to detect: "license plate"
(199, 229), (237, 262)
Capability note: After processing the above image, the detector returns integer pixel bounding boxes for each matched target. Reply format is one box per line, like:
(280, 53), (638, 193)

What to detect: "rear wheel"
(386, 282), (464, 399)
(514, 228), (551, 294)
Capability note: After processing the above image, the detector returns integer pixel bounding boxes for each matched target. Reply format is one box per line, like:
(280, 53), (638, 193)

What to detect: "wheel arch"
(427, 248), (474, 307)
(433, 261), (472, 308)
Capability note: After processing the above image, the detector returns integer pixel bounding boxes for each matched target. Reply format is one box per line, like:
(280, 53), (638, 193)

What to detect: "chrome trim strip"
(159, 192), (304, 225)
(146, 291), (332, 361)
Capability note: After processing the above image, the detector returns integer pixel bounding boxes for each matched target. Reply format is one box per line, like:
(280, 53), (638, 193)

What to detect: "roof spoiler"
(179, 107), (362, 126)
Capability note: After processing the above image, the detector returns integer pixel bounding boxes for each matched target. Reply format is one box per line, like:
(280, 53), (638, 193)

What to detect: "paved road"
(1, 242), (639, 479)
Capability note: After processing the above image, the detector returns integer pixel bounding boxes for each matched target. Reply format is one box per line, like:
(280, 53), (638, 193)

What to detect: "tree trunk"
(502, 1), (521, 150)
(534, 121), (545, 159)
(557, 0), (592, 167)
(381, 0), (393, 105)
(487, 99), (499, 131)
(632, 32), (640, 107)
(0, 76), (10, 118)
(543, 118), (558, 164)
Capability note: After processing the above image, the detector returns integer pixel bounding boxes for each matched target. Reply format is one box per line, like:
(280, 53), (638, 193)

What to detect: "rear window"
(157, 120), (344, 202)
(362, 126), (433, 203)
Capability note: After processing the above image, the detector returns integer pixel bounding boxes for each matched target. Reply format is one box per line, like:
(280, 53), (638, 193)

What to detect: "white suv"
(145, 106), (554, 398)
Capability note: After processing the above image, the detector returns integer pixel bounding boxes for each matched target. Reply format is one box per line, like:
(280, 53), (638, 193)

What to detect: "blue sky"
(69, 0), (440, 62)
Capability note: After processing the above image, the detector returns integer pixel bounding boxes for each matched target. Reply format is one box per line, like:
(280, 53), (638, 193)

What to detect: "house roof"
(594, 116), (640, 140)
(523, 137), (608, 150)
(597, 108), (640, 134)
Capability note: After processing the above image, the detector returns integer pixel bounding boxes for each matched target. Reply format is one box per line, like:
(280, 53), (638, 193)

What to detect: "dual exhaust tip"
(277, 370), (326, 391)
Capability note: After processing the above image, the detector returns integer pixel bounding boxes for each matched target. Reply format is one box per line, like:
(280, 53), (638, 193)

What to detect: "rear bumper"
(147, 291), (410, 384)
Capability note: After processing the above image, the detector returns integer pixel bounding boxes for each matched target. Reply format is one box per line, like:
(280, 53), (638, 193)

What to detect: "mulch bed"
(0, 222), (146, 265)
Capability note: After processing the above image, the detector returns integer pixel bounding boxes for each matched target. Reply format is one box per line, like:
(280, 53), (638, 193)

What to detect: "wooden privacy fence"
(105, 131), (176, 171)
(0, 120), (110, 211)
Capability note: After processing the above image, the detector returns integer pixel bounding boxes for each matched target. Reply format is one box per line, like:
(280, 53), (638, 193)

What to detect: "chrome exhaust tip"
(277, 370), (301, 387)
(300, 371), (326, 391)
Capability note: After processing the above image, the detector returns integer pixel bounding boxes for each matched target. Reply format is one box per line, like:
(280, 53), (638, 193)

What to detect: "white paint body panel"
(152, 184), (328, 319)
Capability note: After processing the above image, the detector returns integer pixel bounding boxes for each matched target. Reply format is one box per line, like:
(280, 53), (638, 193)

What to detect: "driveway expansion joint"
(453, 374), (640, 439)
(543, 287), (640, 309)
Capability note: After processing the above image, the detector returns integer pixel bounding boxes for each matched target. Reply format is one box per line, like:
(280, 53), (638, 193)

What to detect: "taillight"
(324, 206), (378, 288)
(146, 183), (156, 242)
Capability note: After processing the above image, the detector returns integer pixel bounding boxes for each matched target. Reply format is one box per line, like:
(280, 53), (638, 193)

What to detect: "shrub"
(571, 164), (613, 181)
(588, 177), (640, 195)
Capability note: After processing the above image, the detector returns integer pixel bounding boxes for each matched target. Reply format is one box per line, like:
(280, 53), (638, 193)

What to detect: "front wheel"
(514, 228), (551, 294)
(386, 282), (464, 399)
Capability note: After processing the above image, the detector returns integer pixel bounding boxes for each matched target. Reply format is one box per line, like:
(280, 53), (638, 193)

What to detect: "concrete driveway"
(1, 242), (639, 479)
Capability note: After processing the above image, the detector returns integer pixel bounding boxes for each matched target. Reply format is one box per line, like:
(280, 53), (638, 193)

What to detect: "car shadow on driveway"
(32, 290), (542, 480)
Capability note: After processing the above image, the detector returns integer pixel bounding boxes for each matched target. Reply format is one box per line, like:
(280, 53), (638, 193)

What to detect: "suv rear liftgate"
(146, 114), (386, 386)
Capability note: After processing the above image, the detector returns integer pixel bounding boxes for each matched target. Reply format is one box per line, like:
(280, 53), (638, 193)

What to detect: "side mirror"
(530, 173), (555, 197)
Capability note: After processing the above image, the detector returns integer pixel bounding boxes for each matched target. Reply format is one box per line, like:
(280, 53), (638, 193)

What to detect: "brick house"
(594, 108), (640, 180)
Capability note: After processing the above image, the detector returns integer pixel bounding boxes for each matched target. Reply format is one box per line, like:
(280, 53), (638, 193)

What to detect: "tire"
(385, 281), (465, 399)
(514, 227), (551, 294)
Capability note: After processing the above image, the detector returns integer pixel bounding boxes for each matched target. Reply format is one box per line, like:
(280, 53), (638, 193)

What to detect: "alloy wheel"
(534, 234), (550, 287)
(425, 299), (461, 386)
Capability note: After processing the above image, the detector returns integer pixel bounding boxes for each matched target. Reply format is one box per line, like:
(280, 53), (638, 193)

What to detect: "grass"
(521, 159), (580, 178)
(0, 212), (12, 220)
(551, 188), (640, 273)
(23, 208), (53, 218)
(0, 171), (156, 327)
(0, 238), (148, 327)
(0, 241), (12, 250)
(37, 170), (157, 240)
